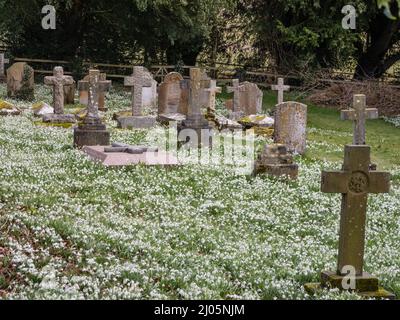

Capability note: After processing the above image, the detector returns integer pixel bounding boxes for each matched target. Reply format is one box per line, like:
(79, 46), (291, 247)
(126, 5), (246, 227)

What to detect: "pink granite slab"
(82, 146), (179, 167)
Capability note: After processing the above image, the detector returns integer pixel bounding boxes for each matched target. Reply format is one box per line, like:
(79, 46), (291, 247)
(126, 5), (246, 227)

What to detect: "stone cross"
(124, 66), (153, 116)
(341, 94), (379, 145)
(205, 80), (222, 112)
(321, 145), (390, 276)
(271, 77), (290, 105)
(78, 69), (111, 123)
(227, 79), (246, 113)
(44, 66), (74, 114)
(0, 53), (10, 78)
(104, 142), (158, 154)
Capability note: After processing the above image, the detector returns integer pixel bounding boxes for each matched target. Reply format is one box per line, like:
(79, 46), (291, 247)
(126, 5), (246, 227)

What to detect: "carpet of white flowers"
(0, 84), (399, 300)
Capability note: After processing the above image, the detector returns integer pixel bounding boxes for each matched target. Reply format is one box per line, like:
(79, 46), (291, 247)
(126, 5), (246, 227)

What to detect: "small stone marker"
(0, 100), (21, 116)
(341, 94), (379, 145)
(271, 78), (290, 105)
(116, 66), (157, 129)
(178, 68), (212, 148)
(43, 66), (76, 123)
(74, 69), (111, 148)
(7, 62), (35, 100)
(227, 79), (246, 119)
(205, 80), (222, 114)
(253, 144), (298, 179)
(274, 101), (307, 155)
(0, 53), (10, 81)
(305, 145), (395, 299)
(82, 142), (178, 167)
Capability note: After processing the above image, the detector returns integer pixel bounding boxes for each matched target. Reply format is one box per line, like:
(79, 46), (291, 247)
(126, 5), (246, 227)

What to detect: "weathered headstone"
(253, 144), (298, 179)
(341, 94), (379, 145)
(79, 72), (107, 111)
(82, 142), (178, 167)
(42, 66), (76, 123)
(74, 69), (111, 148)
(64, 82), (76, 105)
(274, 101), (307, 155)
(158, 72), (187, 115)
(0, 53), (10, 82)
(6, 62), (35, 100)
(116, 66), (157, 129)
(205, 80), (222, 114)
(178, 68), (212, 147)
(305, 145), (394, 299)
(142, 75), (158, 109)
(271, 77), (290, 105)
(227, 79), (246, 119)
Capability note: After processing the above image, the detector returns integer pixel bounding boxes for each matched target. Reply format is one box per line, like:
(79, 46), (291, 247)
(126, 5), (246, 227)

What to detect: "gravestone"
(227, 79), (246, 120)
(199, 70), (212, 109)
(205, 80), (222, 114)
(42, 66), (76, 123)
(82, 142), (178, 167)
(116, 66), (157, 129)
(7, 62), (35, 101)
(253, 144), (298, 179)
(271, 77), (290, 105)
(274, 101), (307, 155)
(341, 94), (379, 145)
(64, 82), (76, 105)
(158, 72), (187, 115)
(238, 82), (263, 115)
(178, 68), (212, 148)
(74, 69), (111, 148)
(142, 72), (158, 109)
(79, 72), (108, 111)
(32, 102), (53, 116)
(0, 53), (10, 82)
(305, 145), (394, 299)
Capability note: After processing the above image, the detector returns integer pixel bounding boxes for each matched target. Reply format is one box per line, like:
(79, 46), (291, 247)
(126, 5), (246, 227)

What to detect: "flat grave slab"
(82, 145), (179, 167)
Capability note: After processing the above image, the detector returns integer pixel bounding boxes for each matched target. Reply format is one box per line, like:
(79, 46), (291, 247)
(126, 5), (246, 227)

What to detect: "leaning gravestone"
(74, 69), (111, 148)
(7, 62), (35, 101)
(42, 66), (76, 123)
(274, 101), (307, 155)
(305, 145), (395, 299)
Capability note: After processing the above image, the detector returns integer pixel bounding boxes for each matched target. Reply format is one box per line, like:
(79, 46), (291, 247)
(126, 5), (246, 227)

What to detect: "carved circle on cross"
(348, 171), (369, 194)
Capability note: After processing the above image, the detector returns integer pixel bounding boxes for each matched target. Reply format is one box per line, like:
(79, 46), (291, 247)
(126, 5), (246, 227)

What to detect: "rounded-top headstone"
(274, 101), (307, 155)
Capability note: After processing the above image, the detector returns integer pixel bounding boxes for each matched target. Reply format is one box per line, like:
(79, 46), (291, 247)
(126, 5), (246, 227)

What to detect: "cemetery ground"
(0, 83), (399, 300)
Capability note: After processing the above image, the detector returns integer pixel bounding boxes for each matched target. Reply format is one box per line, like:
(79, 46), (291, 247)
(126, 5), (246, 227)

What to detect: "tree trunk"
(354, 11), (400, 79)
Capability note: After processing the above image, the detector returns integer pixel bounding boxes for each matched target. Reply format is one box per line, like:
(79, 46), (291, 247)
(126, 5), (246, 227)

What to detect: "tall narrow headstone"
(0, 53), (10, 82)
(74, 69), (111, 148)
(178, 68), (212, 147)
(341, 94), (379, 145)
(305, 145), (395, 299)
(227, 79), (246, 119)
(274, 101), (307, 155)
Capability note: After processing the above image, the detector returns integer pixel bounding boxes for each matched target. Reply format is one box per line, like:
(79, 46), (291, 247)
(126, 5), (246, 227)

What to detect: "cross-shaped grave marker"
(124, 66), (153, 116)
(205, 79), (222, 113)
(271, 77), (290, 105)
(341, 94), (378, 145)
(0, 53), (10, 79)
(227, 79), (246, 114)
(44, 66), (74, 114)
(78, 69), (111, 124)
(104, 142), (158, 154)
(321, 145), (390, 276)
